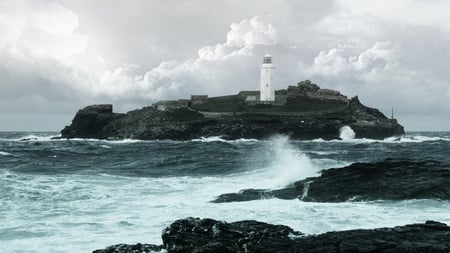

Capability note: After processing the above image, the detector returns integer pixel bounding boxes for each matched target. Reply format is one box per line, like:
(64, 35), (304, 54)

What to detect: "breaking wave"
(191, 136), (259, 143)
(0, 151), (13, 156)
(246, 135), (319, 189)
(339, 126), (355, 141)
(310, 134), (450, 144)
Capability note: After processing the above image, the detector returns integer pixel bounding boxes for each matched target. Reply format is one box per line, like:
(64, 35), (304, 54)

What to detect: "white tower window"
(260, 55), (275, 102)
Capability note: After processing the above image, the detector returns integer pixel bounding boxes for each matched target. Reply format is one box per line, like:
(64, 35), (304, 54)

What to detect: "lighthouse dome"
(263, 54), (272, 64)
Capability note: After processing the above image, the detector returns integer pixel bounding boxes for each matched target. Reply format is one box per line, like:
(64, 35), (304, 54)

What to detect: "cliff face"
(61, 83), (404, 140)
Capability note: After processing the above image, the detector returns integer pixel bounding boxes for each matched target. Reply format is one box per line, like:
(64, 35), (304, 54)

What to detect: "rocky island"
(61, 80), (404, 140)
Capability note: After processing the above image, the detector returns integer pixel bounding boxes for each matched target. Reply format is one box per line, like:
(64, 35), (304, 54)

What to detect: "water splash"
(339, 126), (355, 141)
(256, 135), (318, 189)
(300, 181), (313, 201)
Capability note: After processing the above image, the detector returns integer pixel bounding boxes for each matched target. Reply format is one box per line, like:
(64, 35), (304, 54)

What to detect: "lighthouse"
(260, 54), (275, 102)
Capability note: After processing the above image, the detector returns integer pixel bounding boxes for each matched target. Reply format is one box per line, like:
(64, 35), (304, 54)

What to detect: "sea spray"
(255, 135), (318, 189)
(339, 126), (356, 140)
(300, 181), (313, 201)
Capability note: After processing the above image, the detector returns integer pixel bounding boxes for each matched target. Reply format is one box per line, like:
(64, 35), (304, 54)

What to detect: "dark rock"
(297, 79), (320, 93)
(93, 219), (450, 253)
(61, 104), (123, 139)
(292, 220), (450, 253)
(212, 159), (450, 203)
(161, 217), (302, 253)
(61, 83), (404, 140)
(92, 243), (163, 253)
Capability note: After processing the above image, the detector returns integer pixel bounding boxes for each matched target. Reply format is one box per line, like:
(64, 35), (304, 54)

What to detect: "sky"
(0, 0), (449, 131)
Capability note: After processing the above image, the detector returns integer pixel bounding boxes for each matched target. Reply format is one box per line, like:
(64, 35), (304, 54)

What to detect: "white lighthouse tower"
(260, 54), (275, 102)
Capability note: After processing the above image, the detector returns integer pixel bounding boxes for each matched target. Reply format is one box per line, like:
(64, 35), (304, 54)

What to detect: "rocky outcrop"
(162, 218), (301, 253)
(60, 104), (122, 139)
(212, 159), (450, 203)
(293, 220), (450, 253)
(93, 218), (450, 253)
(61, 82), (404, 140)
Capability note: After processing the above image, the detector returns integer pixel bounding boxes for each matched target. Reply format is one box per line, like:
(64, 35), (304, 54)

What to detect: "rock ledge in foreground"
(93, 219), (450, 253)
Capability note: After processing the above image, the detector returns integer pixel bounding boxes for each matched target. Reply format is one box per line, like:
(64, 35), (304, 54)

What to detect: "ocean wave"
(308, 134), (450, 144)
(0, 151), (13, 156)
(190, 136), (259, 143)
(306, 151), (341, 155)
(2, 134), (61, 142)
(59, 137), (142, 143)
(384, 135), (450, 143)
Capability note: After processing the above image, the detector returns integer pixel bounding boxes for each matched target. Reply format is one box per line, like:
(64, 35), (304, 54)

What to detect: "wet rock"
(92, 243), (163, 253)
(164, 219), (450, 253)
(212, 159), (450, 203)
(292, 220), (450, 253)
(161, 217), (302, 253)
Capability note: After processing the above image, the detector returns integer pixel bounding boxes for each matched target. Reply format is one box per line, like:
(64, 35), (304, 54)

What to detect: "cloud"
(91, 15), (283, 105)
(0, 1), (89, 60)
(307, 42), (395, 80)
(0, 0), (89, 109)
(1, 0), (449, 130)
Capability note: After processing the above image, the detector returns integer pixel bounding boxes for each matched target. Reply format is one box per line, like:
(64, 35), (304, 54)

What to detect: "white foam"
(306, 132), (450, 144)
(16, 134), (60, 142)
(0, 151), (13, 156)
(383, 135), (450, 143)
(306, 151), (341, 155)
(65, 138), (144, 144)
(191, 136), (258, 143)
(106, 139), (145, 144)
(339, 126), (355, 141)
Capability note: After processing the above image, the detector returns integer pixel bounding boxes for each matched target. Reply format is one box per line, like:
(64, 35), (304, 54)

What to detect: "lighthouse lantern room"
(260, 54), (275, 102)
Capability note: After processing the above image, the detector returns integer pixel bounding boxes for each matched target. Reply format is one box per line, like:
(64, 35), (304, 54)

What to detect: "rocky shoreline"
(212, 159), (450, 203)
(93, 218), (450, 253)
(60, 82), (404, 140)
(93, 159), (450, 252)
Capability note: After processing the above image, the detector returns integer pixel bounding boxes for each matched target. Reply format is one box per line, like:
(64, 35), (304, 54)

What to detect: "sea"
(1, 130), (450, 252)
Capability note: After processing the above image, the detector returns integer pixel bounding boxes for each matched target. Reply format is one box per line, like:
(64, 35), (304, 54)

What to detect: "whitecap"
(383, 135), (450, 143)
(191, 136), (258, 143)
(12, 134), (60, 142)
(0, 151), (13, 156)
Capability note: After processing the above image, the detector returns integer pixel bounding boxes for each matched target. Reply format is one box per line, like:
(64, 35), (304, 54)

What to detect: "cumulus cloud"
(0, 1), (88, 103)
(307, 42), (395, 80)
(86, 15), (284, 104)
